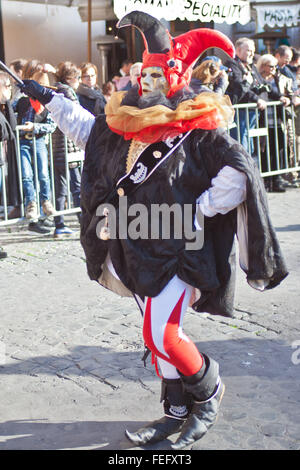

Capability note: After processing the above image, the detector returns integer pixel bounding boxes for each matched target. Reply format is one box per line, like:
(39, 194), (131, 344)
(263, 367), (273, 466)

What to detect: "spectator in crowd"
(190, 56), (229, 95)
(275, 46), (300, 182)
(43, 62), (57, 87)
(51, 61), (82, 238)
(256, 54), (294, 192)
(113, 59), (133, 90)
(0, 72), (22, 220)
(225, 37), (267, 154)
(102, 81), (116, 102)
(9, 58), (27, 105)
(288, 49), (300, 165)
(119, 59), (133, 77)
(287, 48), (300, 84)
(0, 73), (13, 257)
(275, 45), (298, 92)
(120, 62), (143, 91)
(9, 58), (26, 79)
(15, 63), (56, 233)
(77, 63), (106, 116)
(22, 59), (44, 81)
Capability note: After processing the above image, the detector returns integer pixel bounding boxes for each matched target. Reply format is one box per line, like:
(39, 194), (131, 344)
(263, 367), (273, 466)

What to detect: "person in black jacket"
(225, 37), (267, 155)
(0, 72), (22, 223)
(19, 12), (288, 450)
(275, 45), (297, 92)
(77, 63), (106, 116)
(52, 62), (82, 238)
(0, 72), (18, 258)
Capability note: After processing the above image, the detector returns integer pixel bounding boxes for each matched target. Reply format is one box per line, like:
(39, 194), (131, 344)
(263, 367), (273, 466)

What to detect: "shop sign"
(254, 4), (300, 28)
(114, 0), (251, 25)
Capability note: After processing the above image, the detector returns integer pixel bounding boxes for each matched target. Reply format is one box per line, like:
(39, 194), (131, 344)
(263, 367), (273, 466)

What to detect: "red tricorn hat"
(117, 10), (235, 98)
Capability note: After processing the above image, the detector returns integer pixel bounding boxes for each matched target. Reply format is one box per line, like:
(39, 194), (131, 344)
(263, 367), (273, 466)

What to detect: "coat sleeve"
(46, 93), (96, 150)
(196, 165), (246, 219)
(33, 112), (57, 135)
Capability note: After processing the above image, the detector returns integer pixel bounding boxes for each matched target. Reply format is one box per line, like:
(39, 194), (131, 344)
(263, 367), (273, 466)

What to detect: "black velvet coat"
(80, 116), (288, 317)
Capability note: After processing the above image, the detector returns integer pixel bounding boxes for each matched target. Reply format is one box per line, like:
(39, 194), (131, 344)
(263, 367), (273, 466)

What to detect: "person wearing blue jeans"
(15, 84), (56, 223)
(20, 136), (53, 215)
(230, 108), (257, 154)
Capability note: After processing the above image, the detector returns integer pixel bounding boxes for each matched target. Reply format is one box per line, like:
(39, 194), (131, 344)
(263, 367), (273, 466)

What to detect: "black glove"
(19, 79), (55, 105)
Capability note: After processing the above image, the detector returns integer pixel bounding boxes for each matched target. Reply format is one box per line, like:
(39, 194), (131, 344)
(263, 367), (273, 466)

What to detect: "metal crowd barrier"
(229, 101), (300, 177)
(0, 101), (299, 227)
(0, 127), (84, 226)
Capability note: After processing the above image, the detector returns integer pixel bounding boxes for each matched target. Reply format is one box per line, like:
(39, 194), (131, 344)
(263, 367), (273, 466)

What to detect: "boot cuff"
(179, 354), (220, 401)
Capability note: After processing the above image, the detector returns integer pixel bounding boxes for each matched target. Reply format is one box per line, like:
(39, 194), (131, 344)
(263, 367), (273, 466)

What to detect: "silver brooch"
(153, 150), (162, 159)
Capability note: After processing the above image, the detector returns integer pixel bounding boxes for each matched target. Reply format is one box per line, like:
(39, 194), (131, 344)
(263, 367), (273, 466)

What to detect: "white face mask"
(140, 66), (170, 95)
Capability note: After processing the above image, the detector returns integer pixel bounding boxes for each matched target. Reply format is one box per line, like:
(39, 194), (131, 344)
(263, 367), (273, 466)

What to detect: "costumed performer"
(18, 11), (288, 450)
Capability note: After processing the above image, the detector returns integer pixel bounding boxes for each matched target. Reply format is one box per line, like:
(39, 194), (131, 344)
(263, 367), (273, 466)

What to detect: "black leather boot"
(125, 378), (191, 446)
(171, 355), (225, 450)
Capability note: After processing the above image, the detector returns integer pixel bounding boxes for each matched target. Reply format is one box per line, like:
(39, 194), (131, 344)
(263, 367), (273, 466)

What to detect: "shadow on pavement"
(275, 224), (300, 232)
(0, 337), (296, 381)
(0, 418), (158, 450)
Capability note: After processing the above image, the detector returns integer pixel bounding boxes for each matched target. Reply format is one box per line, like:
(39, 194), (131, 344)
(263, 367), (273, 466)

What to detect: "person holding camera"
(225, 37), (267, 154)
(256, 54), (294, 192)
(191, 56), (229, 95)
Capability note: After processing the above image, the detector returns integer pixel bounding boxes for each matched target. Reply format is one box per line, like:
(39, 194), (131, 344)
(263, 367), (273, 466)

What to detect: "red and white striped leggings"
(138, 275), (203, 379)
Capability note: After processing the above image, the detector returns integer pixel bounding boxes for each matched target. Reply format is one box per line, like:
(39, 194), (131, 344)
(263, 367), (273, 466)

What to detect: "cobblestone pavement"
(0, 189), (299, 451)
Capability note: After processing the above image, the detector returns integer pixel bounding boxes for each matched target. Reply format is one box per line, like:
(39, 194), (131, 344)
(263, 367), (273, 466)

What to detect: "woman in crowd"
(15, 60), (56, 231)
(256, 54), (294, 192)
(77, 62), (106, 116)
(51, 61), (82, 238)
(0, 72), (21, 224)
(191, 56), (229, 95)
(102, 81), (116, 102)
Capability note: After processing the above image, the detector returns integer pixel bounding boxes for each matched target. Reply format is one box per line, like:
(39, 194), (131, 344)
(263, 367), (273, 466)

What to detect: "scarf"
(105, 87), (234, 143)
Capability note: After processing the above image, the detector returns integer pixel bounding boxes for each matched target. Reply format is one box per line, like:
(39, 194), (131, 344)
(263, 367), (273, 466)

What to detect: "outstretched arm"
(19, 80), (96, 150)
(46, 94), (95, 150)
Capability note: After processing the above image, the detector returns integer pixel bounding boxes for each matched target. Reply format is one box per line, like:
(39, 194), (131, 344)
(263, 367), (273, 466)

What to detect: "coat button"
(117, 187), (125, 197)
